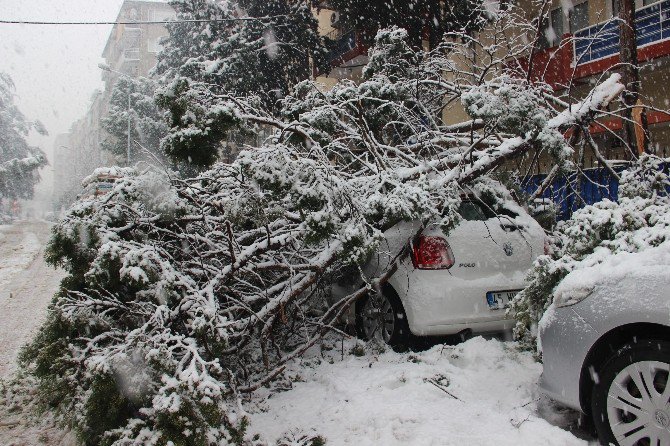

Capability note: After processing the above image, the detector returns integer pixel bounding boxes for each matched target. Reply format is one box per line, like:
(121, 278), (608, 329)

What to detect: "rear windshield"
(458, 201), (487, 221)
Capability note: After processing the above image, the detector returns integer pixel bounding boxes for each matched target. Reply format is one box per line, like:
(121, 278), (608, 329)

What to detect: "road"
(0, 220), (66, 379)
(0, 220), (76, 445)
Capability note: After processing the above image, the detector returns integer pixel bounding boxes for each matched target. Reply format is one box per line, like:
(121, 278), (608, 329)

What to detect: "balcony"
(520, 0), (670, 90)
(122, 49), (140, 61)
(517, 36), (574, 88)
(316, 28), (370, 76)
(573, 0), (670, 76)
(328, 29), (357, 62)
(122, 27), (142, 45)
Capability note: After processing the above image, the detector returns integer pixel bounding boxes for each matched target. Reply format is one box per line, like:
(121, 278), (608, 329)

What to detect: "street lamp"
(98, 63), (133, 165)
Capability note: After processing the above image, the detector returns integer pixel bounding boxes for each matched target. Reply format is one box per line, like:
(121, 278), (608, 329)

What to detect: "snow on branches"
(509, 154), (670, 351)
(0, 72), (47, 201)
(25, 24), (624, 446)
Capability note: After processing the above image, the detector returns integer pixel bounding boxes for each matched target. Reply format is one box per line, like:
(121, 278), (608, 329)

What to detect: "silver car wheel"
(606, 360), (670, 446)
(361, 293), (394, 343)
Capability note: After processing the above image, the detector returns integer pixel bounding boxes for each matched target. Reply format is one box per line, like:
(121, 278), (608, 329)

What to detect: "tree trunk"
(619, 0), (649, 157)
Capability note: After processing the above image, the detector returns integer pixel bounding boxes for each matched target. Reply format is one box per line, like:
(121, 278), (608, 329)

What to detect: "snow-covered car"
(79, 167), (133, 201)
(332, 191), (546, 346)
(539, 245), (670, 446)
(81, 176), (117, 199)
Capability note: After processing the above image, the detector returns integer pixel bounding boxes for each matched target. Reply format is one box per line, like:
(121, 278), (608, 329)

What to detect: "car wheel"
(355, 286), (410, 349)
(591, 339), (670, 446)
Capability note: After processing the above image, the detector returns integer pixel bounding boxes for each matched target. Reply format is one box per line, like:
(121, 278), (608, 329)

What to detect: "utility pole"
(127, 86), (132, 165)
(618, 0), (649, 157)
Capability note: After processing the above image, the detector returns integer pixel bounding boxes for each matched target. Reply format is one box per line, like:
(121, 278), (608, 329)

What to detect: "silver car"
(539, 269), (670, 445)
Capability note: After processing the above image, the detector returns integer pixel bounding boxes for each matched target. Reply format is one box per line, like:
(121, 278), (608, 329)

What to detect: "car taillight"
(411, 236), (455, 270)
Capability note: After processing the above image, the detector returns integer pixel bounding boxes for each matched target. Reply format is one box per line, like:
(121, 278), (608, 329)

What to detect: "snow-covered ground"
(0, 221), (591, 446)
(248, 337), (591, 445)
(0, 220), (74, 446)
(0, 220), (66, 380)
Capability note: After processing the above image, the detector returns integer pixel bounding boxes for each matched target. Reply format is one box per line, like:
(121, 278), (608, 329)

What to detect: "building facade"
(524, 0), (670, 171)
(313, 2), (371, 87)
(101, 0), (176, 90)
(313, 0), (670, 173)
(53, 1), (175, 209)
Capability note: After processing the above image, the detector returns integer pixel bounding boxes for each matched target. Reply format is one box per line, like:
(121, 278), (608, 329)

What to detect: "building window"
(125, 34), (141, 50)
(147, 38), (162, 54)
(611, 0), (620, 16)
(612, 0), (656, 17)
(540, 8), (565, 48)
(570, 2), (590, 32)
(148, 9), (176, 22)
(538, 2), (590, 48)
(126, 8), (138, 21)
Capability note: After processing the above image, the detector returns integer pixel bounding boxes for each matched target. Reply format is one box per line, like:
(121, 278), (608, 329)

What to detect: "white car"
(333, 193), (546, 347)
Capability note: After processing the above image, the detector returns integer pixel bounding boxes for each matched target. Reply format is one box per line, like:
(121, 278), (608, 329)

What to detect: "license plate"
(486, 290), (520, 310)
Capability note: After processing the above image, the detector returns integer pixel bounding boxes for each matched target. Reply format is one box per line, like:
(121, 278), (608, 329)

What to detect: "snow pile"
(249, 337), (585, 445)
(510, 154), (670, 349)
(553, 240), (670, 304)
(1, 338), (586, 446)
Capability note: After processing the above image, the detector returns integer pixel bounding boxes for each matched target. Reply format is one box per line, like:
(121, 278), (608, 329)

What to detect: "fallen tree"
(23, 20), (625, 446)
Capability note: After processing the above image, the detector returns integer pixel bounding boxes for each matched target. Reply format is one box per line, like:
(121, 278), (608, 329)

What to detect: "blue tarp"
(521, 167), (623, 221)
(521, 162), (670, 220)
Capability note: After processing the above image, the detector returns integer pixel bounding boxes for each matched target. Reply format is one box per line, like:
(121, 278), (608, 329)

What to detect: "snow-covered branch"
(28, 13), (626, 445)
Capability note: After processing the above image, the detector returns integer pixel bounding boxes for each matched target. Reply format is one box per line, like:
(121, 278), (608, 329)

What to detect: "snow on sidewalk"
(249, 337), (587, 445)
(0, 221), (66, 379)
(0, 220), (74, 446)
(0, 225), (42, 292)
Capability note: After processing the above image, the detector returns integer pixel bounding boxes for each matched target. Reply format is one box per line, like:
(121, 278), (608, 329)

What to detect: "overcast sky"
(0, 0), (130, 144)
(0, 0), (145, 207)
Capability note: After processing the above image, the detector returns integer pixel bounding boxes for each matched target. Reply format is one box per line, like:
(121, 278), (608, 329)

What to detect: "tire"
(355, 285), (411, 349)
(591, 339), (670, 446)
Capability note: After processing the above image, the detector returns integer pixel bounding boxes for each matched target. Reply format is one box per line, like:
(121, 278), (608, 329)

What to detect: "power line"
(0, 16), (283, 26)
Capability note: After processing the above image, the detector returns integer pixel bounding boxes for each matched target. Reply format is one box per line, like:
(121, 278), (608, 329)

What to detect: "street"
(0, 220), (65, 379)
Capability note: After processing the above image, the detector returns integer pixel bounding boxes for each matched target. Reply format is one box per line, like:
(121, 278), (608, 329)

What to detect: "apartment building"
(53, 1), (175, 209)
(523, 0), (670, 170)
(52, 133), (76, 210)
(313, 0), (670, 172)
(52, 90), (115, 211)
(100, 0), (176, 91)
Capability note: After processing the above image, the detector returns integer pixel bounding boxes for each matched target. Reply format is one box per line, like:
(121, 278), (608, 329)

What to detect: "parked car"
(331, 191), (546, 347)
(539, 251), (670, 446)
(80, 173), (119, 200)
